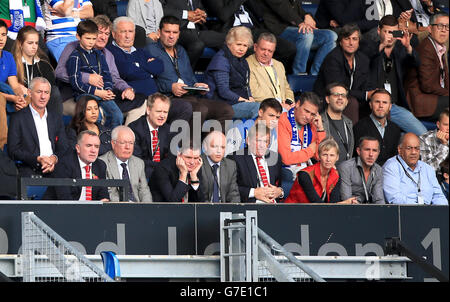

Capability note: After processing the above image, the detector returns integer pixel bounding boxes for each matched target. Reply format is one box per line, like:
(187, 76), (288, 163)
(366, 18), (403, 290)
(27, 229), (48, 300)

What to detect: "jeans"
(279, 28), (337, 75)
(281, 168), (295, 199)
(46, 36), (78, 62)
(98, 100), (123, 129)
(232, 101), (260, 120)
(390, 104), (427, 136)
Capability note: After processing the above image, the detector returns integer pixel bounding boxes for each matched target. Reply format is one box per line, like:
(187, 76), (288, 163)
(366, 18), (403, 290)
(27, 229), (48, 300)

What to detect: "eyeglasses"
(330, 92), (348, 98)
(431, 23), (450, 31)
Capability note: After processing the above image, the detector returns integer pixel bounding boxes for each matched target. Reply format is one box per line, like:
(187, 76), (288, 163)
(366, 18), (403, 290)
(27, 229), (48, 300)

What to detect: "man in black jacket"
(314, 23), (375, 124)
(359, 15), (427, 135)
(353, 88), (401, 166)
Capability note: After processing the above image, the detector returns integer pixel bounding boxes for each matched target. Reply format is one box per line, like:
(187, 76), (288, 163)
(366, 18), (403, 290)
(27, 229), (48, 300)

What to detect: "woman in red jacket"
(285, 138), (358, 204)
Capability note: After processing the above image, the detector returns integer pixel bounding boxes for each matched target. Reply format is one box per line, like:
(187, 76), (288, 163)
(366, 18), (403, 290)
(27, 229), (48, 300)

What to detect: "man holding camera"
(360, 14), (426, 136)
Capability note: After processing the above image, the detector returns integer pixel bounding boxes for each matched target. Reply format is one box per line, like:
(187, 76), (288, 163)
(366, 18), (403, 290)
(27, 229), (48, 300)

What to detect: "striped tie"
(152, 130), (160, 162)
(256, 157), (269, 187)
(84, 165), (92, 201)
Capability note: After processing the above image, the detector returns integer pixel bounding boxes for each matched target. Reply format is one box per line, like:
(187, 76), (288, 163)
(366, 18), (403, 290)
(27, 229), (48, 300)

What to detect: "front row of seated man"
(6, 76), (448, 205)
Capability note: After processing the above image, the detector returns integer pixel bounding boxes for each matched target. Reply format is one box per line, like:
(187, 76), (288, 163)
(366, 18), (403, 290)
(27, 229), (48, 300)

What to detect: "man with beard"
(320, 83), (354, 165)
(383, 132), (447, 205)
(353, 88), (401, 166)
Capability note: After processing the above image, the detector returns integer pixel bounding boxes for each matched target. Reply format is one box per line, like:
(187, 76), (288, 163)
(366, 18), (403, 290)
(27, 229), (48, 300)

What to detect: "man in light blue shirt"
(383, 132), (448, 205)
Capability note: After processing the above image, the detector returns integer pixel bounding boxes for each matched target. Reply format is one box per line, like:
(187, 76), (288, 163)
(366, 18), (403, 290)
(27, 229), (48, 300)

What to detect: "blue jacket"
(106, 43), (163, 97)
(204, 46), (251, 105)
(66, 46), (113, 97)
(144, 41), (197, 95)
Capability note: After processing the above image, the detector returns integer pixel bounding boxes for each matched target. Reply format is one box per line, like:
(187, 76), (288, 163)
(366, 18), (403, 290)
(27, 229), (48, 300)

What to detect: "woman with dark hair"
(66, 95), (112, 156)
(11, 25), (63, 116)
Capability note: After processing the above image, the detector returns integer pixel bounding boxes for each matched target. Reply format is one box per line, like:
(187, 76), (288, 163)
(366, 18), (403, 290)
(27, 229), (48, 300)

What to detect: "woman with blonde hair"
(204, 26), (260, 120)
(11, 26), (62, 116)
(285, 138), (358, 204)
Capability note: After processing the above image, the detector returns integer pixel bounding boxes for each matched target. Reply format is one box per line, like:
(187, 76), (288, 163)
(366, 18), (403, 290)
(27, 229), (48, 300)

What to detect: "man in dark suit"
(314, 23), (376, 124)
(229, 121), (283, 203)
(257, 0), (337, 75)
(149, 140), (206, 202)
(200, 131), (241, 203)
(360, 15), (426, 136)
(129, 93), (173, 180)
(7, 77), (68, 177)
(353, 89), (402, 166)
(160, 0), (226, 68)
(45, 130), (110, 201)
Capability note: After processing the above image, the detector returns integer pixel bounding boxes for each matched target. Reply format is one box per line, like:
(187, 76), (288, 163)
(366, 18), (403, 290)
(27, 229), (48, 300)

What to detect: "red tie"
(152, 130), (160, 162)
(84, 165), (92, 201)
(256, 157), (269, 187)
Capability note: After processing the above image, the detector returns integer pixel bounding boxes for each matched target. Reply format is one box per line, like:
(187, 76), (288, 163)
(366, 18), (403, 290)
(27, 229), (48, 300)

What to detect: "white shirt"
(78, 157), (92, 201)
(29, 105), (53, 157)
(115, 157), (130, 180)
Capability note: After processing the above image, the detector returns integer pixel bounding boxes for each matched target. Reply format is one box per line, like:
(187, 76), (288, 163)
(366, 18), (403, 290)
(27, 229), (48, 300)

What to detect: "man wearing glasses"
(320, 83), (354, 166)
(405, 12), (449, 121)
(382, 132), (447, 205)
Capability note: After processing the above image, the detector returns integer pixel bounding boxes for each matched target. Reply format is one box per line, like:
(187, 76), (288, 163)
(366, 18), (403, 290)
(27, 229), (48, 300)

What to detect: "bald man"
(382, 133), (447, 205)
(200, 131), (241, 203)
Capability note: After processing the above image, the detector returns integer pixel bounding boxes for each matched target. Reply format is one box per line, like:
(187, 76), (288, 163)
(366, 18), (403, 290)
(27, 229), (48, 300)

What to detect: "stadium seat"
(420, 120), (438, 131)
(116, 0), (128, 17)
(100, 251), (121, 280)
(287, 74), (317, 94)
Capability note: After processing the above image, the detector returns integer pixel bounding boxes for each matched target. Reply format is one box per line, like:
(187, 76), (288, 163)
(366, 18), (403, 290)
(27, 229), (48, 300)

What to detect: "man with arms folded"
(338, 136), (385, 204)
(100, 126), (152, 202)
(383, 132), (447, 205)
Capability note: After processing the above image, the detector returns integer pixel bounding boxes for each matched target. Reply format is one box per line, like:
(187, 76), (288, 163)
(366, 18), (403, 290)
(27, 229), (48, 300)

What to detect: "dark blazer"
(405, 36), (449, 117)
(128, 115), (172, 180)
(43, 150), (109, 201)
(149, 155), (207, 202)
(199, 154), (241, 203)
(228, 148), (282, 203)
(314, 46), (375, 103)
(359, 39), (420, 109)
(258, 0), (310, 36)
(353, 116), (402, 166)
(7, 106), (68, 176)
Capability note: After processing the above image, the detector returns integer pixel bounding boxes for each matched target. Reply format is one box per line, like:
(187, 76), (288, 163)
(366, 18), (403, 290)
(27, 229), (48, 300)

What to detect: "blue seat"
(117, 0), (128, 17)
(420, 120), (437, 131)
(26, 186), (48, 200)
(287, 74), (317, 94)
(100, 251), (121, 280)
(200, 47), (217, 59)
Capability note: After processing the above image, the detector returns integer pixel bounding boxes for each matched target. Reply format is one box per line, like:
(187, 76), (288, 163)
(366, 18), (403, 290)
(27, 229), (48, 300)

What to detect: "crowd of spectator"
(0, 0), (448, 206)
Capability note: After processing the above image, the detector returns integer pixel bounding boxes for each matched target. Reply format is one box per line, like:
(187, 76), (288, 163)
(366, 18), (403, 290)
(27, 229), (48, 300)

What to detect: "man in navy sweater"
(107, 16), (192, 126)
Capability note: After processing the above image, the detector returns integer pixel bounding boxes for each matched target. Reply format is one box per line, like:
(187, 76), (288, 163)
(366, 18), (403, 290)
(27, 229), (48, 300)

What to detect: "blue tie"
(212, 164), (220, 202)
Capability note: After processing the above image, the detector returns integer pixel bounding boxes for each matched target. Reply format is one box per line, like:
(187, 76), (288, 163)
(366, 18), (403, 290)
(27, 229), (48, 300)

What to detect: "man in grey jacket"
(338, 136), (385, 204)
(200, 131), (241, 203)
(100, 126), (152, 202)
(320, 82), (354, 166)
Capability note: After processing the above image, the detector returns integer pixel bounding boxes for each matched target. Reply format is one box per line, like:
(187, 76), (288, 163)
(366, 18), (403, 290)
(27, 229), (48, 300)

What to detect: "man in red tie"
(44, 130), (110, 201)
(229, 121), (283, 203)
(129, 92), (173, 180)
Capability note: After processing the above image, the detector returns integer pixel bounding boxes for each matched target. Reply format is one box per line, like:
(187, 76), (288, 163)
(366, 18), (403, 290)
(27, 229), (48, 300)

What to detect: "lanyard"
(24, 56), (34, 86)
(396, 156), (421, 193)
(264, 66), (280, 99)
(357, 164), (371, 203)
(166, 48), (182, 80)
(77, 46), (101, 75)
(326, 113), (350, 159)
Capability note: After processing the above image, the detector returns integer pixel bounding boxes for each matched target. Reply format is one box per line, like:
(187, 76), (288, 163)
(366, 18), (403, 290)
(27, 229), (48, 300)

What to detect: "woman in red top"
(285, 138), (358, 204)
